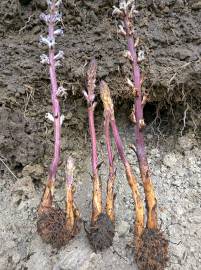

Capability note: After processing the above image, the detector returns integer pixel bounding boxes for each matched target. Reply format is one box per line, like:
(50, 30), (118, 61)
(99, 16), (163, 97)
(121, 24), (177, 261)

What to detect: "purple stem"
(122, 9), (158, 228)
(110, 119), (128, 167)
(85, 59), (98, 176)
(123, 15), (147, 169)
(48, 1), (61, 182)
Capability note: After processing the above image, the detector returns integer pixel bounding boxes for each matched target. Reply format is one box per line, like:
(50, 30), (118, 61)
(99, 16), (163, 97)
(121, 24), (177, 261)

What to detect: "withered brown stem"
(104, 109), (116, 223)
(66, 157), (79, 231)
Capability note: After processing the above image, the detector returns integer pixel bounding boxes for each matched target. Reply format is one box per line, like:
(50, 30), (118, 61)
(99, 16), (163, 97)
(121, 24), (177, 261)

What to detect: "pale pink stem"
(48, 1), (61, 182)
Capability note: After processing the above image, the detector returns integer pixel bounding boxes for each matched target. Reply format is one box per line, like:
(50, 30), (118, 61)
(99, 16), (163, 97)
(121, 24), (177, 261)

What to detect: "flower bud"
(45, 112), (54, 122)
(54, 50), (64, 61)
(40, 54), (50, 65)
(54, 28), (64, 36)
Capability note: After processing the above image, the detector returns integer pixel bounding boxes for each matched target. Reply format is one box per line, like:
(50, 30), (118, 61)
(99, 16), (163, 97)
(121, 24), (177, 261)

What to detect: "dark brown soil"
(1, 0), (201, 101)
(0, 106), (45, 169)
(85, 213), (115, 252)
(37, 207), (79, 249)
(0, 0), (201, 171)
(135, 228), (169, 270)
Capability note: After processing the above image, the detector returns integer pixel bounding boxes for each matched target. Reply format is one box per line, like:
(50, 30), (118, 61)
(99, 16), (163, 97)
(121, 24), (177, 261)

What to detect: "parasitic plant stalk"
(113, 1), (169, 269)
(100, 80), (144, 245)
(84, 60), (115, 251)
(83, 59), (102, 224)
(38, 0), (65, 215)
(37, 1), (80, 248)
(124, 3), (157, 231)
(115, 0), (157, 230)
(104, 110), (116, 224)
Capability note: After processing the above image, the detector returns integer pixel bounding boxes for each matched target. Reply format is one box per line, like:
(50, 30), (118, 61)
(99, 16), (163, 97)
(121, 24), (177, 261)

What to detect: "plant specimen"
(100, 80), (144, 250)
(113, 1), (169, 269)
(37, 0), (80, 248)
(104, 98), (116, 225)
(83, 60), (115, 251)
(38, 0), (64, 216)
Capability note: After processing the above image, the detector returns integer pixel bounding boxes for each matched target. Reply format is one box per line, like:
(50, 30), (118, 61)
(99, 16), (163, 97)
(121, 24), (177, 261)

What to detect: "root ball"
(135, 228), (169, 270)
(87, 213), (115, 251)
(37, 207), (78, 249)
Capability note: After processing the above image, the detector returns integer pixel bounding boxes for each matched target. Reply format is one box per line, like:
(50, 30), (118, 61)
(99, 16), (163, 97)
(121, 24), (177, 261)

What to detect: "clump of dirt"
(85, 213), (115, 252)
(135, 228), (169, 270)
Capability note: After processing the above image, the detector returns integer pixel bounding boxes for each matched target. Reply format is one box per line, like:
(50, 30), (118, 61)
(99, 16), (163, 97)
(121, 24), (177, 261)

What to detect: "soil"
(0, 122), (201, 270)
(0, 0), (201, 270)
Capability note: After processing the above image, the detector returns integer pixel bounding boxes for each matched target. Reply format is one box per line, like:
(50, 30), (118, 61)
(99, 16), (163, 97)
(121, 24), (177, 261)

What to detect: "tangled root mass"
(86, 213), (115, 252)
(135, 228), (169, 270)
(37, 207), (78, 249)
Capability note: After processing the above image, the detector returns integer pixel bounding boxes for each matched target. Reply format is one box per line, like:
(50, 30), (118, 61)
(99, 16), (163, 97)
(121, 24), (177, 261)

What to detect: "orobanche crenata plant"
(113, 1), (169, 269)
(37, 0), (80, 249)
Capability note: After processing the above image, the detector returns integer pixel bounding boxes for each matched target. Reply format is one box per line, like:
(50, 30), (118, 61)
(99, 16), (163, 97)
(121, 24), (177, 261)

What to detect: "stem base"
(106, 171), (116, 223)
(91, 174), (102, 224)
(38, 180), (54, 215)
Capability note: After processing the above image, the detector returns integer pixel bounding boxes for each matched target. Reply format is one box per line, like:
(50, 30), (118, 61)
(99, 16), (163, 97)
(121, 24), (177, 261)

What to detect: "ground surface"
(0, 120), (201, 270)
(0, 0), (201, 270)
